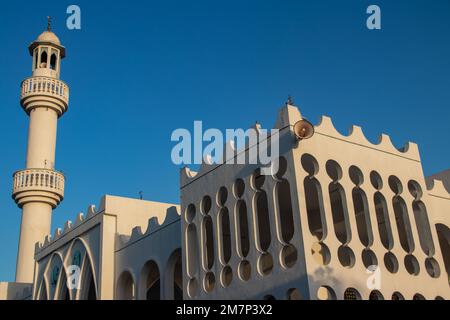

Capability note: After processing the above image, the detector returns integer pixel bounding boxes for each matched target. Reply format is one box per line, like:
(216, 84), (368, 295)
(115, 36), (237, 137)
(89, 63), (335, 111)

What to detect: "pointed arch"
(40, 50), (48, 68)
(37, 276), (49, 300)
(165, 248), (183, 300)
(116, 269), (135, 300)
(141, 260), (160, 300)
(66, 238), (97, 300)
(78, 252), (97, 300)
(44, 252), (65, 300)
(55, 269), (71, 300)
(50, 53), (57, 70)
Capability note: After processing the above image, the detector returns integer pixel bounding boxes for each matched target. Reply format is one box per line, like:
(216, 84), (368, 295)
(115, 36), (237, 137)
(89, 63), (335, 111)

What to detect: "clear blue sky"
(0, 0), (449, 281)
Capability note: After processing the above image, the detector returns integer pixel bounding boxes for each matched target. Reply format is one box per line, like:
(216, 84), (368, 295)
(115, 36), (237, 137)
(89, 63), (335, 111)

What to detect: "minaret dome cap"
(36, 30), (61, 45)
(28, 29), (66, 58)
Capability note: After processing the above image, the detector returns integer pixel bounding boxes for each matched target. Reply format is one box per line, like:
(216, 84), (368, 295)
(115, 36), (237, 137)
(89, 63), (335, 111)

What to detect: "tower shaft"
(13, 27), (68, 283)
(15, 203), (52, 282)
(26, 107), (58, 169)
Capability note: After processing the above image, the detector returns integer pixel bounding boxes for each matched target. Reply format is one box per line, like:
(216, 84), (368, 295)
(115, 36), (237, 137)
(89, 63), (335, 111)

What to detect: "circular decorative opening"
(311, 242), (331, 265)
(281, 244), (298, 268)
(217, 187), (228, 206)
(233, 179), (245, 198)
(404, 254), (420, 275)
(274, 156), (288, 179)
(344, 288), (361, 300)
(220, 266), (233, 288)
(252, 169), (265, 190)
(187, 278), (199, 298)
(369, 290), (384, 300)
(301, 154), (319, 176)
(326, 160), (342, 182)
(425, 257), (441, 278)
(362, 249), (378, 269)
(317, 286), (336, 300)
(370, 171), (383, 190)
(258, 253), (274, 276)
(287, 288), (302, 300)
(391, 292), (405, 300)
(384, 252), (399, 273)
(388, 176), (403, 195)
(413, 293), (426, 300)
(435, 296), (445, 300)
(201, 195), (212, 215)
(185, 204), (196, 223)
(407, 180), (423, 200)
(349, 165), (364, 186)
(238, 260), (251, 282)
(203, 272), (215, 293)
(338, 246), (355, 268)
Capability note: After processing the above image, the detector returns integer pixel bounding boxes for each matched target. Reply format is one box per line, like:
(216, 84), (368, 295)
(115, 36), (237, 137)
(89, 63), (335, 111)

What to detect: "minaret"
(12, 18), (69, 283)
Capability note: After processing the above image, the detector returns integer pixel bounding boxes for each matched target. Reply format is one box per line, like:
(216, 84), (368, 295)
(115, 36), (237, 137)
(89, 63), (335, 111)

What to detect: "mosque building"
(0, 24), (449, 300)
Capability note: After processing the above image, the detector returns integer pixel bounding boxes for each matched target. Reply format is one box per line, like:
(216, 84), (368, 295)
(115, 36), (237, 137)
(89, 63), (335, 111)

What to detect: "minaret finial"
(47, 16), (52, 31)
(287, 95), (294, 106)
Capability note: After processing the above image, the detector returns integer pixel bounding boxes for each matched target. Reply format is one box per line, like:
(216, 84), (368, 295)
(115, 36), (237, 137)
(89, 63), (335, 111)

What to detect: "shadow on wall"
(253, 264), (377, 300)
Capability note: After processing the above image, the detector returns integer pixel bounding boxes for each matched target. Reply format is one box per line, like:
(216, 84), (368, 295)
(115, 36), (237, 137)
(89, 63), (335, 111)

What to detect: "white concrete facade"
(180, 105), (450, 300)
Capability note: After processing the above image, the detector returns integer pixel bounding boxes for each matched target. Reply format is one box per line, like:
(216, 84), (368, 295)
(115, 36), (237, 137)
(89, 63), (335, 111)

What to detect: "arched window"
(436, 223), (450, 285)
(116, 271), (134, 300)
(40, 50), (48, 68)
(391, 292), (405, 300)
(255, 190), (271, 251)
(304, 177), (326, 241)
(237, 200), (250, 258)
(352, 187), (373, 247)
(412, 201), (434, 256)
(186, 224), (199, 278)
(344, 287), (361, 300)
(392, 196), (414, 253)
(219, 208), (231, 264)
(277, 178), (294, 243)
(39, 281), (48, 300)
(369, 290), (384, 300)
(77, 257), (97, 300)
(173, 254), (183, 300)
(56, 270), (70, 300)
(329, 183), (350, 244)
(50, 53), (57, 70)
(374, 192), (393, 250)
(274, 157), (294, 243)
(202, 215), (215, 270)
(142, 261), (160, 300)
(253, 170), (271, 252)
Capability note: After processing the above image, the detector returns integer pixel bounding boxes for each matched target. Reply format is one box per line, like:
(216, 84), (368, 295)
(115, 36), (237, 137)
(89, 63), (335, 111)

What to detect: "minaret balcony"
(12, 168), (65, 208)
(20, 76), (69, 116)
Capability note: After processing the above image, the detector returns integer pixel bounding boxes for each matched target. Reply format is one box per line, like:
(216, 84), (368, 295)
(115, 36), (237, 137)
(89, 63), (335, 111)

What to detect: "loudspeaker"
(293, 119), (315, 140)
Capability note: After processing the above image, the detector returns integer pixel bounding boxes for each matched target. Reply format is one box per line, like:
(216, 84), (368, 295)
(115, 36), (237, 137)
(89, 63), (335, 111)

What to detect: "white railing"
(12, 168), (65, 196)
(20, 77), (69, 104)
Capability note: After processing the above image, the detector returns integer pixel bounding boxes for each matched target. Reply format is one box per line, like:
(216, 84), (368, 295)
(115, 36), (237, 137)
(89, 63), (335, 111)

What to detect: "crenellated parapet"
(116, 206), (180, 250)
(180, 103), (421, 188)
(314, 115), (421, 162)
(427, 179), (450, 199)
(35, 203), (101, 254)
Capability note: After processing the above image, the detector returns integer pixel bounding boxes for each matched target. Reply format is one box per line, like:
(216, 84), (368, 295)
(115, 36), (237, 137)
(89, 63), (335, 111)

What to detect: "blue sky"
(0, 0), (449, 281)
